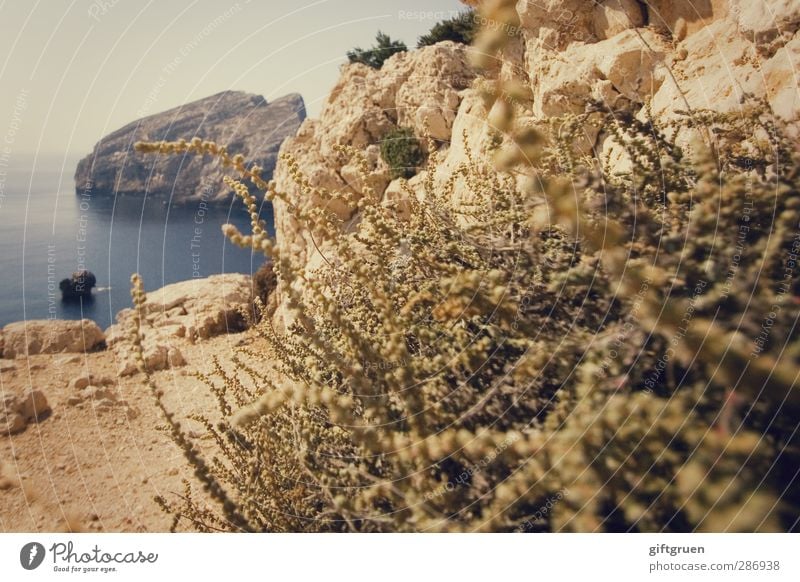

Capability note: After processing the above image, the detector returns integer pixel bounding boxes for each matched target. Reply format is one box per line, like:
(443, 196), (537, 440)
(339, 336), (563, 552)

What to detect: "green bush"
(379, 127), (424, 179)
(346, 31), (406, 69)
(135, 102), (800, 531)
(418, 11), (478, 47)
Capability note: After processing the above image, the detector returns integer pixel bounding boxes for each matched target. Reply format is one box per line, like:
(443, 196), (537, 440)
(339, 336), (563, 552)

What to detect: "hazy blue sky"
(0, 0), (466, 157)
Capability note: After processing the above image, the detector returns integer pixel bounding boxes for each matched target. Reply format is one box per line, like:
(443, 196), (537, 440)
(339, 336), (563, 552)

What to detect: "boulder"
(107, 274), (252, 346)
(59, 270), (97, 301)
(74, 91), (306, 204)
(68, 374), (114, 391)
(66, 384), (137, 418)
(1, 319), (105, 358)
(18, 389), (50, 422)
(2, 389), (51, 435)
(116, 343), (186, 377)
(107, 274), (250, 376)
(2, 413), (25, 435)
(0, 461), (16, 489)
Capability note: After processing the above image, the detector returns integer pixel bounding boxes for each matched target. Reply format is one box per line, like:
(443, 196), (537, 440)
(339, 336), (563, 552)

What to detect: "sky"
(0, 0), (467, 158)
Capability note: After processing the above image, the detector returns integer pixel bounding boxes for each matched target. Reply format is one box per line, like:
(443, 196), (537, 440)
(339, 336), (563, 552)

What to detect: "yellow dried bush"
(128, 2), (799, 531)
(132, 96), (799, 531)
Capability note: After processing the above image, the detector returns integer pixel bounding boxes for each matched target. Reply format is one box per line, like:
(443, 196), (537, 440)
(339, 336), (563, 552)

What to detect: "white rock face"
(433, 89), (501, 202)
(271, 42), (476, 325)
(593, 0), (645, 40)
(651, 17), (800, 123)
(730, 0), (800, 43)
(1, 319), (105, 358)
(516, 0), (595, 45)
(526, 28), (668, 120)
(269, 1), (800, 322)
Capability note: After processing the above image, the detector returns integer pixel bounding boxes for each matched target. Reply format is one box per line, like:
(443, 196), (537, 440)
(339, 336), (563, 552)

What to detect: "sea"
(0, 155), (271, 330)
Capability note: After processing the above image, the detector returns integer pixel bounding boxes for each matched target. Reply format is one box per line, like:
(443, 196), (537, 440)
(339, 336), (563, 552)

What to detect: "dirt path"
(0, 328), (263, 532)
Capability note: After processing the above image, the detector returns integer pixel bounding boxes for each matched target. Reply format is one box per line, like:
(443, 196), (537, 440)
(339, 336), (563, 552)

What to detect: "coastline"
(0, 272), (266, 531)
(0, 273), (255, 361)
(0, 317), (269, 532)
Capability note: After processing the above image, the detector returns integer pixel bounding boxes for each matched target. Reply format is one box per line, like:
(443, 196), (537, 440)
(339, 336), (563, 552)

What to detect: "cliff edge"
(75, 91), (306, 204)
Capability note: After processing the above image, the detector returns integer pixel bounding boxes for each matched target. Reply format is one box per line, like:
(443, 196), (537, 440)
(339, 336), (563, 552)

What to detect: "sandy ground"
(0, 328), (265, 532)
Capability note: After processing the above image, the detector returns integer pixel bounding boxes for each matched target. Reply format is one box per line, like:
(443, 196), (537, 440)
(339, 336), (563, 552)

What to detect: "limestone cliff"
(75, 91), (305, 204)
(271, 42), (475, 323)
(270, 1), (799, 323)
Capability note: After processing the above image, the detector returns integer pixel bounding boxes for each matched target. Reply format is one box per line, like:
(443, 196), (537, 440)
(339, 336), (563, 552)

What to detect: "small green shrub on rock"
(380, 127), (424, 179)
(346, 31), (406, 69)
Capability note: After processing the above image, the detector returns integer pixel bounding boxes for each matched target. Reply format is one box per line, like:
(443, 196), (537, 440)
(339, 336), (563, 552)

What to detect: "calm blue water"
(0, 157), (272, 329)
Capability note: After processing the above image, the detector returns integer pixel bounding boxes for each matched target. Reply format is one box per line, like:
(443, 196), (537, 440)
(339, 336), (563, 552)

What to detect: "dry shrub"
(132, 96), (800, 532)
(129, 3), (799, 531)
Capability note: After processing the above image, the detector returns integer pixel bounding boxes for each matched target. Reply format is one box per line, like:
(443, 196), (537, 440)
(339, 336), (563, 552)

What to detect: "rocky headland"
(74, 91), (306, 204)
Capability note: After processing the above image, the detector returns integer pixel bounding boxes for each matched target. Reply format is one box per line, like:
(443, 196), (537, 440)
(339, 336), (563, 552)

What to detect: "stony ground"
(0, 328), (265, 532)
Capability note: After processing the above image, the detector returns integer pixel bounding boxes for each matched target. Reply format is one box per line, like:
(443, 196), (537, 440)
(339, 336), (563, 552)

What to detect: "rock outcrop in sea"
(59, 270), (97, 301)
(74, 91), (306, 204)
